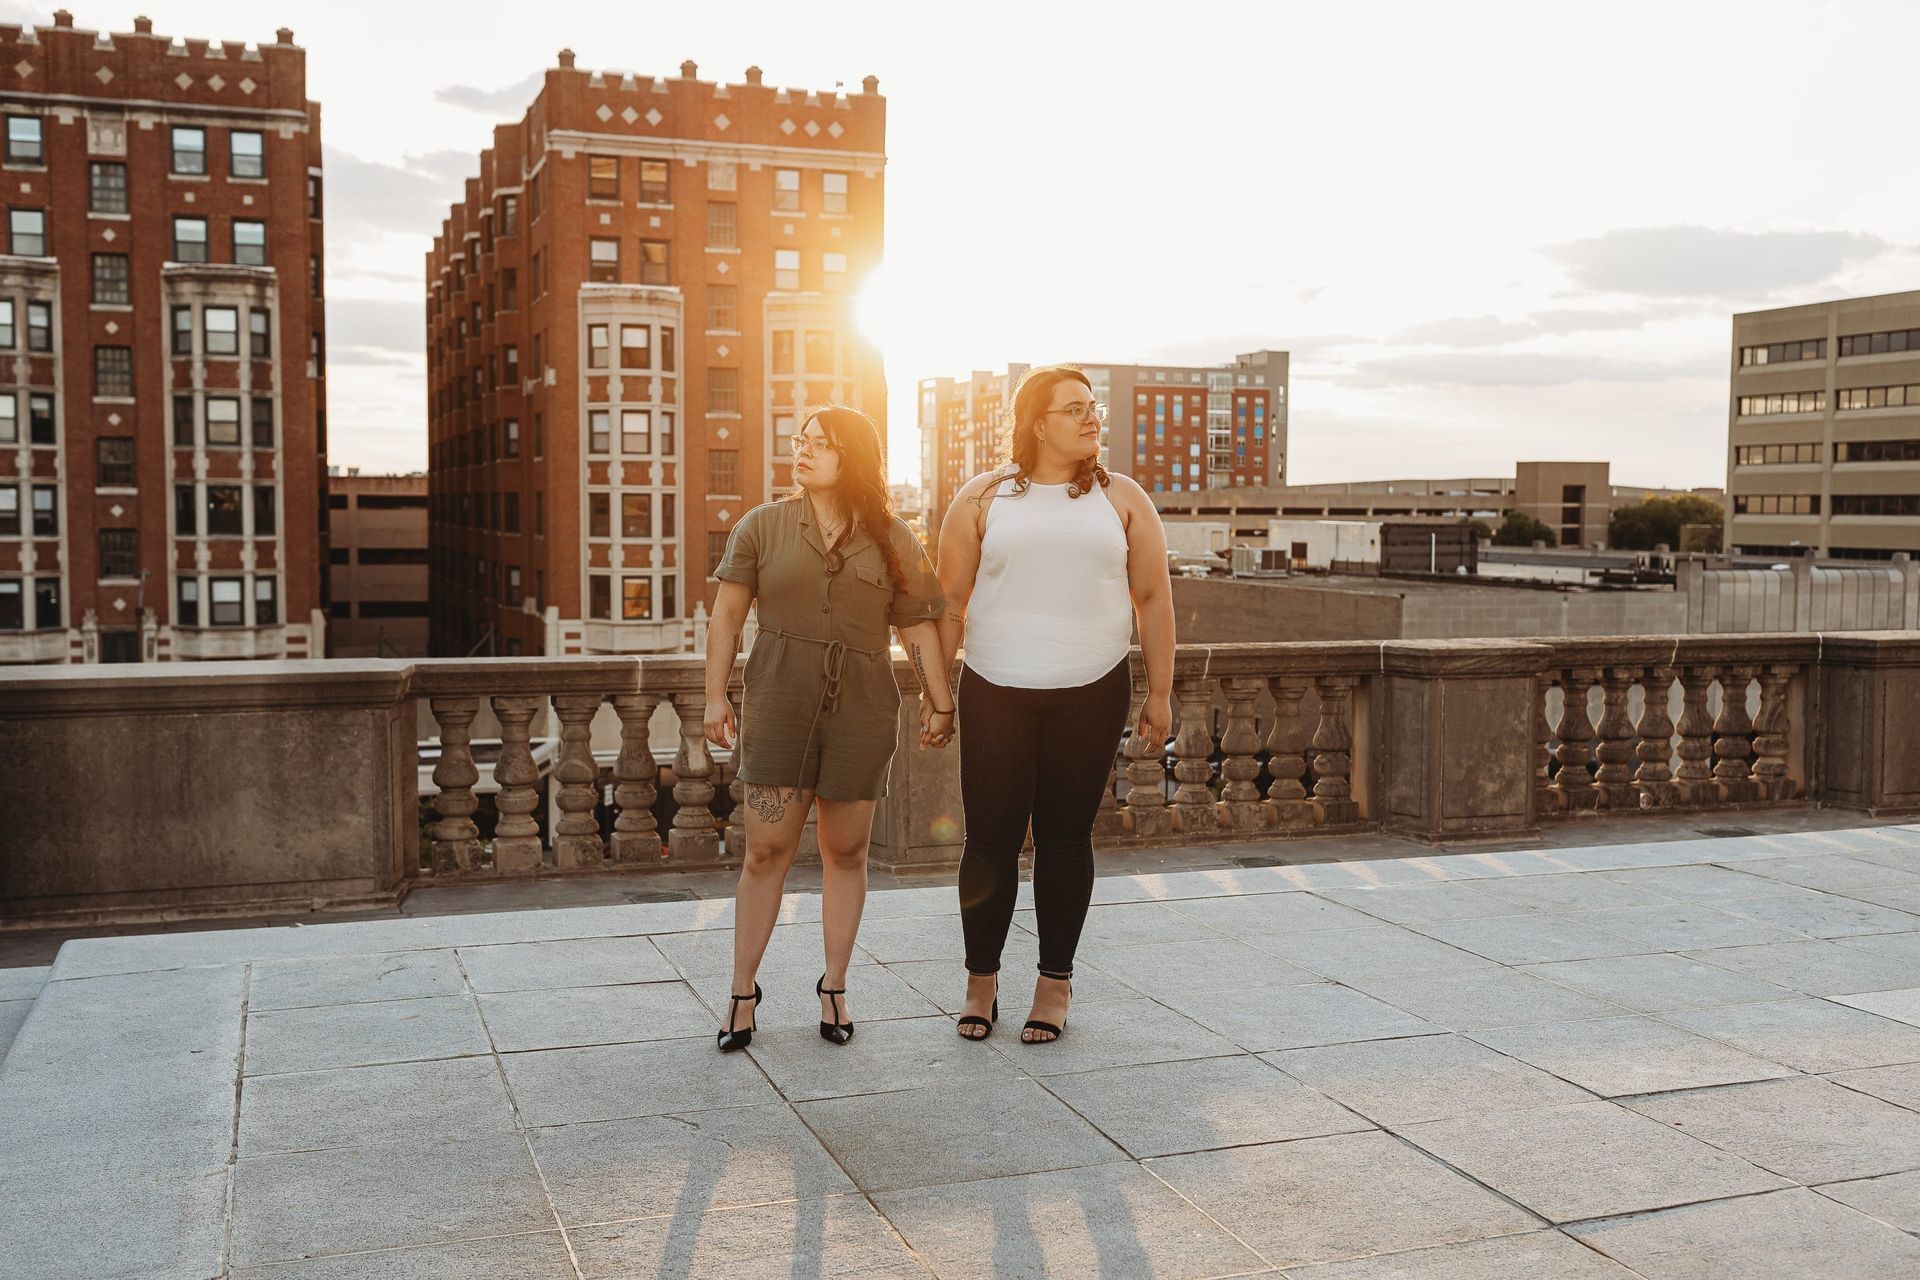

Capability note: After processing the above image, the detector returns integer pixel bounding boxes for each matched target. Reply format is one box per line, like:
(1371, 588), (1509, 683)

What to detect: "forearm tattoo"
(746, 784), (793, 824)
(909, 641), (951, 712)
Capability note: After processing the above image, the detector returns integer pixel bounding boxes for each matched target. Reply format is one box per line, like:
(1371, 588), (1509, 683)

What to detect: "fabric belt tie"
(758, 627), (888, 790)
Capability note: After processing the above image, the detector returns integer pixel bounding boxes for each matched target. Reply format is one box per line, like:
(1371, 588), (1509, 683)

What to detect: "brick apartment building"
(426, 52), (885, 657)
(0, 12), (327, 663)
(327, 471), (427, 657)
(919, 350), (1287, 541)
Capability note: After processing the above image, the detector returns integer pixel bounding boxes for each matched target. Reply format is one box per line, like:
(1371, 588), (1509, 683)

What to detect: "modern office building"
(919, 350), (1288, 541)
(1727, 289), (1920, 560)
(0, 12), (328, 663)
(327, 471), (427, 657)
(425, 53), (886, 657)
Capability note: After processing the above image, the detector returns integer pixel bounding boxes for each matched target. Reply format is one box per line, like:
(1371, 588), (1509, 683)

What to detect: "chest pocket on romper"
(852, 563), (888, 591)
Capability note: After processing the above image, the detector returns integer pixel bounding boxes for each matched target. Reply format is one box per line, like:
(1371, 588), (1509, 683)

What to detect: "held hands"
(704, 697), (738, 750)
(919, 700), (956, 751)
(1136, 691), (1172, 746)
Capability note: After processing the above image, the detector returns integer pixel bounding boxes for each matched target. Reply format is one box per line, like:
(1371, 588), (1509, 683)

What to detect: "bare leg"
(1023, 973), (1072, 1043)
(726, 784), (814, 1032)
(814, 797), (877, 1026)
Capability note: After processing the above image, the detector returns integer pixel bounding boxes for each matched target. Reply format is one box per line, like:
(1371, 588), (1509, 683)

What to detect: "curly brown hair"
(787, 404), (908, 591)
(1001, 364), (1110, 499)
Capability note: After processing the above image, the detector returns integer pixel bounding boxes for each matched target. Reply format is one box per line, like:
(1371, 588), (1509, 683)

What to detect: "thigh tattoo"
(746, 784), (793, 824)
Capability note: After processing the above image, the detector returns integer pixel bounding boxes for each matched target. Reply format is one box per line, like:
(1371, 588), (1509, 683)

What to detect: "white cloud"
(1544, 226), (1893, 300)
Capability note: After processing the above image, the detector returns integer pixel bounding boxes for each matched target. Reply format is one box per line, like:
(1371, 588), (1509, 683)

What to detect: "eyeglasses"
(1045, 401), (1108, 425)
(790, 435), (840, 458)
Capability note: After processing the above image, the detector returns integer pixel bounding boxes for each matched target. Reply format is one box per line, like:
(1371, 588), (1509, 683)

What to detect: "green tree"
(1493, 511), (1557, 547)
(1468, 517), (1495, 541)
(1608, 495), (1725, 550)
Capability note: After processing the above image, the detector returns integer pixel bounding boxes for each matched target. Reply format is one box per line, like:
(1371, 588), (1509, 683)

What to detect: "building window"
(1837, 384), (1920, 411)
(587, 324), (609, 369)
(773, 168), (800, 212)
(773, 413), (795, 459)
(0, 298), (12, 347)
(708, 530), (730, 577)
(822, 252), (847, 288)
(173, 216), (208, 263)
(504, 344), (518, 384)
(206, 397), (242, 447)
(307, 172), (322, 218)
(639, 158), (669, 203)
(708, 160), (737, 191)
(588, 237), (619, 282)
(622, 575), (652, 620)
(172, 305), (194, 355)
(621, 409), (650, 454)
(589, 574), (610, 619)
(708, 367), (739, 413)
(588, 409), (610, 454)
(31, 485), (55, 535)
(500, 193), (518, 235)
(27, 392), (51, 444)
(92, 253), (130, 305)
(204, 307), (239, 356)
(174, 484), (198, 534)
(774, 248), (800, 290)
(233, 220), (266, 266)
(506, 566), (522, 606)
(206, 485), (243, 534)
(805, 330), (836, 372)
(1740, 338), (1825, 366)
(254, 577), (278, 625)
(169, 397), (194, 448)
(96, 437), (135, 488)
(710, 448), (739, 495)
(0, 395), (13, 444)
(88, 161), (128, 214)
(822, 171), (848, 214)
(589, 492), (610, 538)
(1839, 328), (1920, 358)
(708, 284), (737, 331)
(707, 201), (737, 248)
(620, 324), (649, 369)
(250, 309), (271, 358)
(1829, 494), (1920, 516)
(0, 487), (16, 535)
(171, 126), (206, 175)
(1731, 494), (1820, 516)
(588, 154), (619, 200)
(25, 300), (48, 352)
(175, 576), (198, 626)
(621, 492), (652, 539)
(9, 207), (45, 255)
(660, 327), (675, 373)
(229, 130), (264, 179)
(99, 528), (138, 578)
(252, 397), (274, 448)
(94, 346), (133, 397)
(505, 417), (520, 457)
(639, 239), (669, 285)
(0, 580), (17, 629)
(6, 116), (42, 165)
(533, 490), (543, 535)
(501, 268), (517, 310)
(503, 492), (519, 533)
(253, 485), (275, 536)
(210, 577), (244, 626)
(1738, 443), (1824, 465)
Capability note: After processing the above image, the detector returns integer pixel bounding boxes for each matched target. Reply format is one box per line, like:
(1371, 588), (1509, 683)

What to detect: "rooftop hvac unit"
(1232, 546), (1290, 578)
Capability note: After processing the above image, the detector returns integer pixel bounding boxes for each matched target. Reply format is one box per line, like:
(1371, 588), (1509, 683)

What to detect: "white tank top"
(964, 471), (1134, 688)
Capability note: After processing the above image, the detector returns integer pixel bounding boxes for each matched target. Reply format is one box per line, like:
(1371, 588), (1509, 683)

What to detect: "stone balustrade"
(3, 632), (1918, 924)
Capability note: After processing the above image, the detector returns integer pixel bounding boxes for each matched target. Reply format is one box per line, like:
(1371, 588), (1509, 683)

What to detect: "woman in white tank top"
(933, 366), (1175, 1044)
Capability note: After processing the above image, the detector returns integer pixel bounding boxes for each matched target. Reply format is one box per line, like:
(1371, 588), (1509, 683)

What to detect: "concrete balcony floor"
(4, 818), (1920, 1277)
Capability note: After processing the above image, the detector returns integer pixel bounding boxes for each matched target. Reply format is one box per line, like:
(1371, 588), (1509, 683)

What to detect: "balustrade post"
(551, 693), (605, 869)
(1170, 674), (1218, 834)
(1713, 665), (1759, 803)
(1310, 675), (1360, 825)
(1593, 667), (1639, 810)
(609, 691), (663, 863)
(1093, 751), (1125, 839)
(1751, 664), (1796, 800)
(1216, 677), (1266, 830)
(1633, 667), (1677, 809)
(1673, 666), (1717, 805)
(1551, 668), (1599, 810)
(490, 694), (544, 873)
(1264, 677), (1313, 827)
(428, 696), (484, 875)
(667, 688), (724, 862)
(1121, 672), (1172, 837)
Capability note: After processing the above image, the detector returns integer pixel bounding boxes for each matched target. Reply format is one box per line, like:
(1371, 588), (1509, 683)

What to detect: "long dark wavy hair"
(787, 404), (908, 591)
(1001, 364), (1110, 499)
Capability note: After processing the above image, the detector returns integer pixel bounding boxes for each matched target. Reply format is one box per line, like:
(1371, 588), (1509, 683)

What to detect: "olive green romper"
(716, 498), (945, 800)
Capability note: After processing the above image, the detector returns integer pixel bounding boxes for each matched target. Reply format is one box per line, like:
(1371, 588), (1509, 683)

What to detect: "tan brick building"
(0, 12), (328, 663)
(426, 53), (885, 657)
(1727, 289), (1920, 560)
(327, 471), (427, 657)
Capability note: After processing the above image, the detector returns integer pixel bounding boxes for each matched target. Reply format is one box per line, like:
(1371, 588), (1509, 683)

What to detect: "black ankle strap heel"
(716, 982), (763, 1053)
(817, 974), (854, 1045)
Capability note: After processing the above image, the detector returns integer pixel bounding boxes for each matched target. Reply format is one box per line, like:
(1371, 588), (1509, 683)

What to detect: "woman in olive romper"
(703, 406), (950, 1051)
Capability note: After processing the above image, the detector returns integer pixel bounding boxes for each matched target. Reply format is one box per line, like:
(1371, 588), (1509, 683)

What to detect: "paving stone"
(1167, 889), (1385, 934)
(1575, 902), (1810, 950)
(456, 934), (678, 992)
(1173, 981), (1436, 1052)
(1279, 1229), (1640, 1279)
(1817, 1170), (1920, 1235)
(0, 999), (31, 1057)
(1468, 1015), (1794, 1097)
(884, 956), (1139, 1012)
(694, 958), (945, 1030)
(50, 919), (441, 981)
(232, 1230), (577, 1278)
(1076, 936), (1320, 1003)
(1734, 854), (1920, 895)
(1626, 1075), (1920, 1184)
(566, 1194), (932, 1279)
(874, 1161), (1266, 1280)
(1680, 939), (1920, 997)
(1452, 871), (1674, 913)
(795, 1078), (1126, 1193)
(244, 994), (490, 1077)
(477, 981), (712, 1052)
(850, 913), (1041, 965)
(980, 997), (1243, 1077)
(1309, 881), (1529, 926)
(1567, 1186), (1920, 1279)
(1413, 914), (1649, 966)
(1014, 901), (1224, 951)
(0, 1154), (229, 1280)
(248, 950), (465, 1011)
(1835, 930), (1920, 965)
(1519, 953), (1796, 1013)
(0, 965), (49, 1000)
(529, 1102), (854, 1226)
(1043, 1053), (1369, 1157)
(1087, 866), (1305, 904)
(1714, 889), (1920, 939)
(1266, 1032), (1592, 1126)
(1400, 1101), (1790, 1223)
(1664, 997), (1920, 1073)
(1824, 1061), (1920, 1111)
(500, 1036), (781, 1127)
(650, 919), (880, 976)
(229, 1134), (553, 1269)
(238, 1055), (517, 1157)
(1833, 986), (1920, 1028)
(1844, 883), (1920, 913)
(1344, 967), (1629, 1031)
(1148, 1131), (1538, 1269)
(743, 1004), (1022, 1102)
(1598, 864), (1810, 901)
(1252, 925), (1499, 982)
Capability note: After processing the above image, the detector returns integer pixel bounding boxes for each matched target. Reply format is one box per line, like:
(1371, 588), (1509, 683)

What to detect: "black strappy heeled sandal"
(817, 974), (854, 1045)
(716, 982), (763, 1053)
(957, 974), (999, 1041)
(1023, 978), (1071, 1044)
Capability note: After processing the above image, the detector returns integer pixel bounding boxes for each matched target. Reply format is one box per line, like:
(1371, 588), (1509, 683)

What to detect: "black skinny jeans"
(957, 657), (1133, 979)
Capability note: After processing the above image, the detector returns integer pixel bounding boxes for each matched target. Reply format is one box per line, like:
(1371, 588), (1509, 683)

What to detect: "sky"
(10, 1), (1917, 488)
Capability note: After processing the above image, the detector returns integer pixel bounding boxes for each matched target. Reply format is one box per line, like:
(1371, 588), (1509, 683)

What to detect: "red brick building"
(426, 53), (885, 657)
(0, 11), (327, 664)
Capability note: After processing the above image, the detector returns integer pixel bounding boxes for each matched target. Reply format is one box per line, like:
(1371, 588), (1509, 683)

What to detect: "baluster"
(1121, 672), (1172, 837)
(1264, 677), (1312, 827)
(428, 696), (484, 875)
(1170, 674), (1218, 833)
(1551, 668), (1599, 810)
(1093, 750), (1125, 839)
(667, 689), (723, 861)
(490, 694), (544, 873)
(1310, 675), (1359, 825)
(1712, 665), (1758, 803)
(610, 691), (662, 863)
(1751, 664), (1796, 800)
(1593, 667), (1638, 810)
(1535, 673), (1560, 816)
(551, 693), (605, 869)
(1216, 676), (1266, 830)
(1632, 666), (1676, 809)
(1673, 666), (1716, 805)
